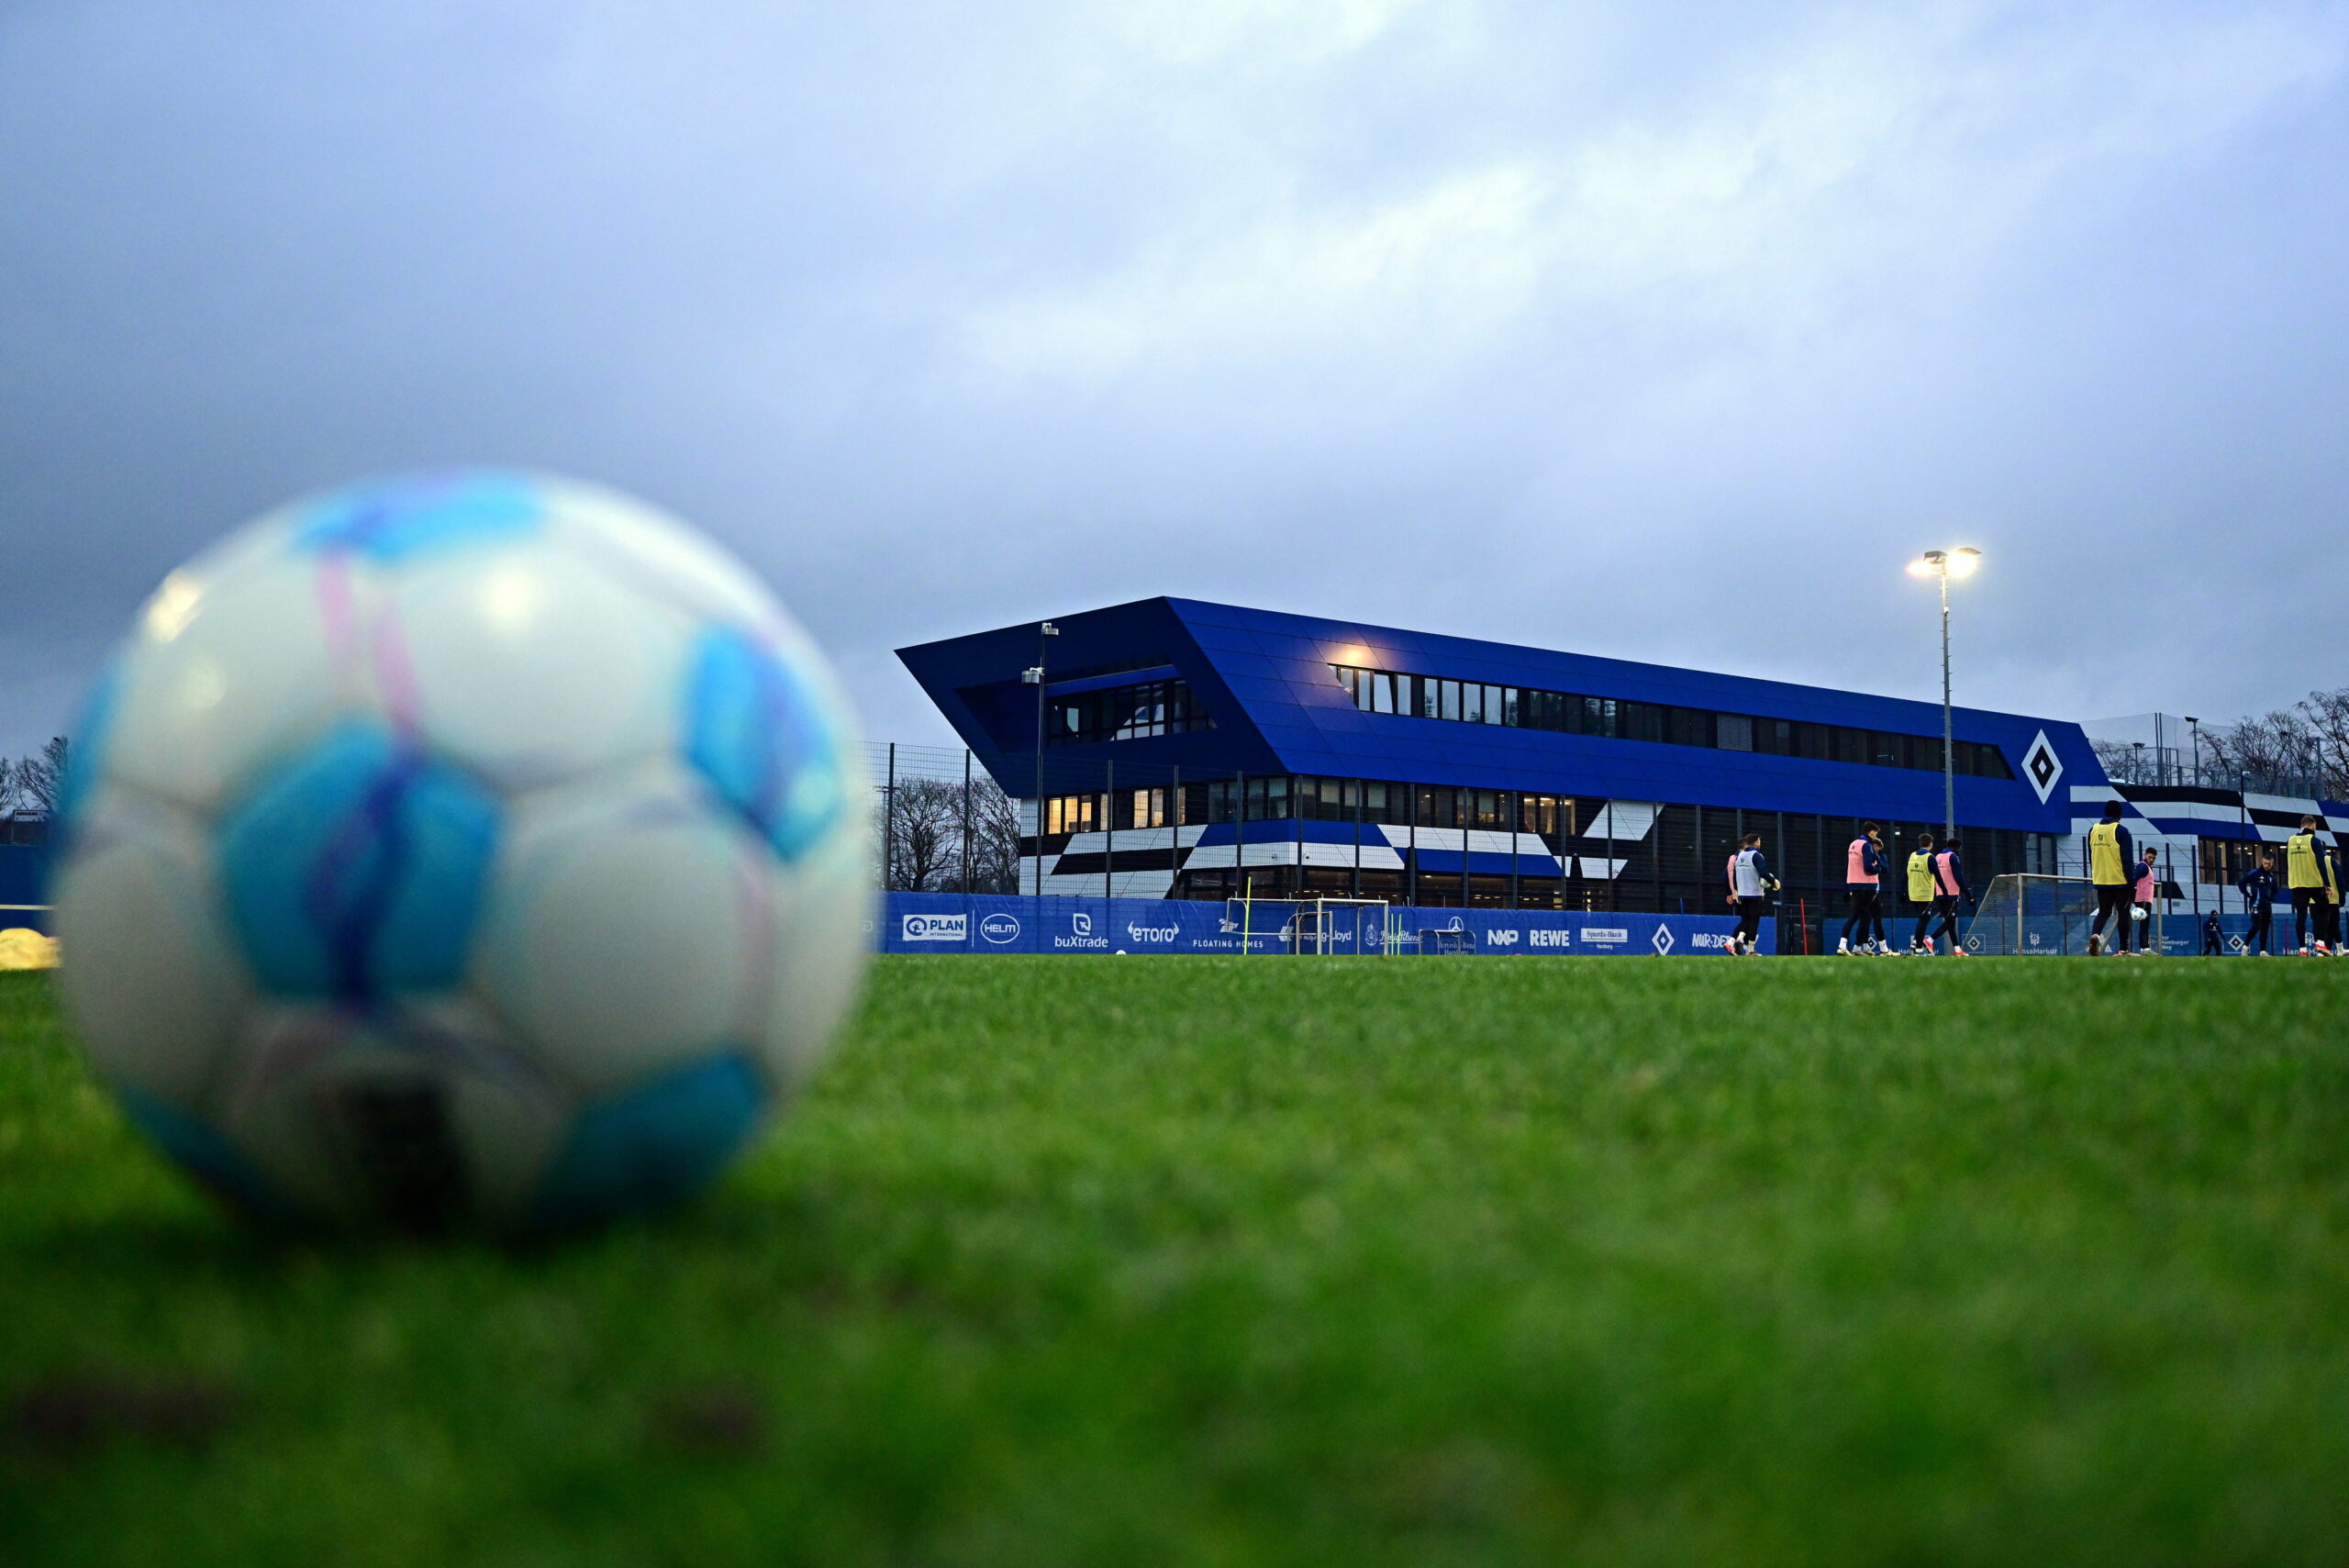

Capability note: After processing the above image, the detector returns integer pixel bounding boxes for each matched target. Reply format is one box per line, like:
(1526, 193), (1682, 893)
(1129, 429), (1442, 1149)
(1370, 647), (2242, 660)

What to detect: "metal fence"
(866, 744), (2055, 927)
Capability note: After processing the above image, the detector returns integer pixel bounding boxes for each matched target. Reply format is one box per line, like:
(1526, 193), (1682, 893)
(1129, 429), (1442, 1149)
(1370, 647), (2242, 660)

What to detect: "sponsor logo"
(1651, 926), (1675, 955)
(1127, 922), (1179, 944)
(1531, 929), (1572, 948)
(1579, 927), (1629, 944)
(901, 913), (967, 942)
(1485, 929), (1520, 947)
(979, 913), (1020, 945)
(1055, 910), (1109, 951)
(1689, 932), (1731, 951)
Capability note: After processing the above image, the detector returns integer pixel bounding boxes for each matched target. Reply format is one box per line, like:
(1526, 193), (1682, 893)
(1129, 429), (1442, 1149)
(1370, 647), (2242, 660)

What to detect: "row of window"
(1330, 665), (2015, 780)
(1041, 776), (2044, 856)
(1048, 678), (1214, 747)
(1044, 782), (2300, 902)
(1043, 779), (1574, 836)
(1031, 788), (2064, 911)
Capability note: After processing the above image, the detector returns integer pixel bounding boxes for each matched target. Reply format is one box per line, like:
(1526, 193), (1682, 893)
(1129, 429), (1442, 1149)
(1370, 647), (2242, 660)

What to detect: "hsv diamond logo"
(1651, 925), (1675, 955)
(2021, 729), (2064, 804)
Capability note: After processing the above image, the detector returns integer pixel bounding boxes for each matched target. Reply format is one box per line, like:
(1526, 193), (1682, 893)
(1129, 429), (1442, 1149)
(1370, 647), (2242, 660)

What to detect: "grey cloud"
(3, 0), (2345, 760)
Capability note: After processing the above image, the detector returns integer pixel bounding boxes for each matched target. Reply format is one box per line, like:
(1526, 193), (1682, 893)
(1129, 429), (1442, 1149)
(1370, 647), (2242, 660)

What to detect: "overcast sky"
(5, 1), (2345, 763)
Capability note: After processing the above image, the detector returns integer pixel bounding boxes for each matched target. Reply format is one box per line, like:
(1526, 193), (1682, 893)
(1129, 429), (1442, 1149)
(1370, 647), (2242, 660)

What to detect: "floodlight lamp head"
(1021, 666), (1042, 684)
(1041, 621), (1059, 636)
(1947, 547), (1981, 579)
(1907, 554), (1940, 578)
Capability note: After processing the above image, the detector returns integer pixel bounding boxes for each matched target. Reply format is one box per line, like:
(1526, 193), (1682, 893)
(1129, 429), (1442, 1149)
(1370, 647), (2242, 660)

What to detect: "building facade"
(896, 599), (2339, 930)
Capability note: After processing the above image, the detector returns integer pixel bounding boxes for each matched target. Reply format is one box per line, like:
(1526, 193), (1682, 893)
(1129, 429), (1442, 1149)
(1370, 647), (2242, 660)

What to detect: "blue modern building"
(897, 597), (2110, 928)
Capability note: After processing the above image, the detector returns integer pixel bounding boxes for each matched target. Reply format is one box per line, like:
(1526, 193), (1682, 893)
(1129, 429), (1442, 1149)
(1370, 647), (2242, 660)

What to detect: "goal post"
(1962, 873), (2164, 955)
(1226, 895), (1392, 954)
(1289, 897), (1392, 956)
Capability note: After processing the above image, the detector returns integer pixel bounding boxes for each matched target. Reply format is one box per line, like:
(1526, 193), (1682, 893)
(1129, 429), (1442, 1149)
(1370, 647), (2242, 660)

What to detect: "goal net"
(1291, 897), (1392, 956)
(1222, 896), (1393, 955)
(1962, 874), (2163, 955)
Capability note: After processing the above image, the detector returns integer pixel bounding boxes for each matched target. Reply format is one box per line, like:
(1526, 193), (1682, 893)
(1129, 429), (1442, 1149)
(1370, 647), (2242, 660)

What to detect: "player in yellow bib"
(2086, 800), (2135, 957)
(2284, 816), (2342, 955)
(1905, 833), (1939, 955)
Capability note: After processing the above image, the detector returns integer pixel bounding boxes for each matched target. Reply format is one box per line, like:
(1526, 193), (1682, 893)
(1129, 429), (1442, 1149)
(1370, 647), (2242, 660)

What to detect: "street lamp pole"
(2185, 717), (2201, 788)
(1024, 620), (1058, 898)
(1908, 547), (1980, 840)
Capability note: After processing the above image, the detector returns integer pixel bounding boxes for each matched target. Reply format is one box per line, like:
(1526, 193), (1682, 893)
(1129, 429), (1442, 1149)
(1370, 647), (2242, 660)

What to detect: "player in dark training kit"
(2239, 850), (2279, 956)
(2086, 801), (2136, 957)
(1905, 833), (1939, 955)
(2285, 817), (2342, 955)
(1724, 832), (1776, 956)
(1839, 822), (1887, 955)
(1928, 836), (1970, 957)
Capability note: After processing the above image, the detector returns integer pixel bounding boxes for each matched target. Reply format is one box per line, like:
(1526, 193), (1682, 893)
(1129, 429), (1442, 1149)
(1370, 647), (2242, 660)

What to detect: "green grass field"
(4, 956), (2348, 1566)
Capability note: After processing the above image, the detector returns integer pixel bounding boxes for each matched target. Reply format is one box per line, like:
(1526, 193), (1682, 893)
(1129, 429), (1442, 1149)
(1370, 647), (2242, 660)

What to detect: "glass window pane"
(1717, 714), (1753, 751)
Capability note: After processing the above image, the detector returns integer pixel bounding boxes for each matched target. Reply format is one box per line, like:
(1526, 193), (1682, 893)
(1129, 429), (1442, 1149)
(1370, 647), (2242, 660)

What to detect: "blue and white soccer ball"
(50, 473), (871, 1236)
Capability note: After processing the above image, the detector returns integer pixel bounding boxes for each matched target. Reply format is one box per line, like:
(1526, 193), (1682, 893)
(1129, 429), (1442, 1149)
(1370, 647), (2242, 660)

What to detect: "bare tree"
(2091, 740), (2163, 785)
(11, 738), (68, 816)
(2291, 687), (2349, 799)
(0, 757), (22, 817)
(2205, 708), (2324, 796)
(878, 776), (968, 892)
(963, 776), (1024, 894)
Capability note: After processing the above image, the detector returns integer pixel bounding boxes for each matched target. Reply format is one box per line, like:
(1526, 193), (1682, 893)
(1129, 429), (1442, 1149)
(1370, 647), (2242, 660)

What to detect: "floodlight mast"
(1908, 547), (1980, 839)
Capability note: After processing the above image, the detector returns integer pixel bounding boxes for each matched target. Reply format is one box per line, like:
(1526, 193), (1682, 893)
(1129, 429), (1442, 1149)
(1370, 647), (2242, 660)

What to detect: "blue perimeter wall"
(877, 893), (1770, 956)
(0, 845), (50, 934)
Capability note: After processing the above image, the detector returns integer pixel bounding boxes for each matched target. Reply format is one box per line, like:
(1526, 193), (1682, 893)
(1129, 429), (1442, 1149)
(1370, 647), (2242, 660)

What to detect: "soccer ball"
(50, 473), (871, 1236)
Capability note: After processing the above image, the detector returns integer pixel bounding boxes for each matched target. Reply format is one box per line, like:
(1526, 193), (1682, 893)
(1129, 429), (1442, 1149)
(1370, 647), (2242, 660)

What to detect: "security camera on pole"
(1907, 547), (1980, 840)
